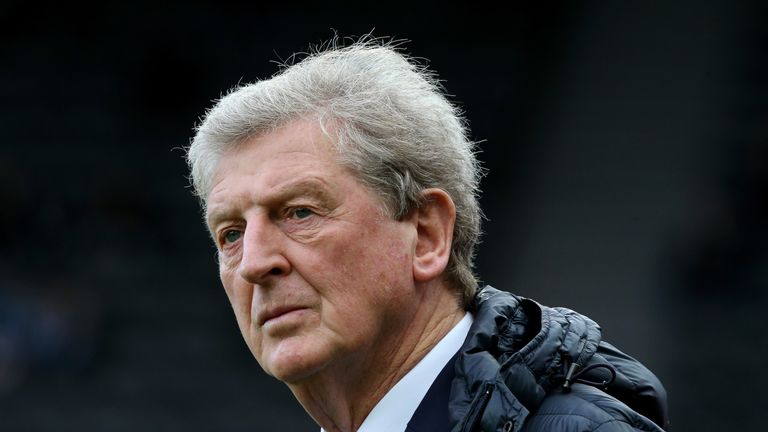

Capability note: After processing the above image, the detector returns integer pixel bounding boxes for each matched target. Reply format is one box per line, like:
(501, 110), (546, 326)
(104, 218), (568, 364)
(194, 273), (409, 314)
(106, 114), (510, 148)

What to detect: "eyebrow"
(206, 177), (335, 229)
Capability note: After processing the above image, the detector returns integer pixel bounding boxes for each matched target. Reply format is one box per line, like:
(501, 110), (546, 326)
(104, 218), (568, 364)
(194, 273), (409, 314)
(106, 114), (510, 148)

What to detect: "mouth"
(258, 306), (308, 327)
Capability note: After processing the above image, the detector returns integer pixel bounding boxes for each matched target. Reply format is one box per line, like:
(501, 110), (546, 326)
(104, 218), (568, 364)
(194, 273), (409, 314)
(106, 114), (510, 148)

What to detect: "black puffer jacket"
(449, 287), (669, 432)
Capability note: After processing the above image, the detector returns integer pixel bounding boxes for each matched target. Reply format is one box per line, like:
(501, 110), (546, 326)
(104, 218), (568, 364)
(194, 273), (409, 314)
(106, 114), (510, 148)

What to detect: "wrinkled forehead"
(206, 117), (342, 191)
(202, 116), (393, 219)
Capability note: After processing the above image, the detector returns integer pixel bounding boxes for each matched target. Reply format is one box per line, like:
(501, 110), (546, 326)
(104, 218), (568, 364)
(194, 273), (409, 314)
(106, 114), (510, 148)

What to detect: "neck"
(288, 281), (465, 432)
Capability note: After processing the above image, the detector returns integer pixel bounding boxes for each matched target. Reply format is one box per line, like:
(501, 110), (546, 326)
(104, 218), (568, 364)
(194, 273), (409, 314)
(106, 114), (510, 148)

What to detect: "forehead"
(220, 118), (338, 173)
(204, 119), (359, 222)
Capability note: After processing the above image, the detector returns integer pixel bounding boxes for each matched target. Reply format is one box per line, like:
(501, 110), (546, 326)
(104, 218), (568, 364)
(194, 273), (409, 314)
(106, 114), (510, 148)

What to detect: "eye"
(292, 207), (314, 219)
(223, 229), (242, 244)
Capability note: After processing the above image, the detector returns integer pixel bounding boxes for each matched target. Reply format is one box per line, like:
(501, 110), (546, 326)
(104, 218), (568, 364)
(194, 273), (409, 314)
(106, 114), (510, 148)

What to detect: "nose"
(237, 214), (291, 284)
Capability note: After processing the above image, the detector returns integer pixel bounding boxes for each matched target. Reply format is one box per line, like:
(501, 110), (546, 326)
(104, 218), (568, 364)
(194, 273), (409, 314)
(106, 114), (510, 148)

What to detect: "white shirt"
(321, 312), (473, 432)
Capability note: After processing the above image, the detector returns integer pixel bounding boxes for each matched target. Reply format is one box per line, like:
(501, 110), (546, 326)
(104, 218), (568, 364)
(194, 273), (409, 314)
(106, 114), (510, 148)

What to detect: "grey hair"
(187, 38), (483, 309)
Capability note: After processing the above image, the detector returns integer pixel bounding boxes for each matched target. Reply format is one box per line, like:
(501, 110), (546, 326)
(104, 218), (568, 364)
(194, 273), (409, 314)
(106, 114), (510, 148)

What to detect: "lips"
(257, 305), (308, 326)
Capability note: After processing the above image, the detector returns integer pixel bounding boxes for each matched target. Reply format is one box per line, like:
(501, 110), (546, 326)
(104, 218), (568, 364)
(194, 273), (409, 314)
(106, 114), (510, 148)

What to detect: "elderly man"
(186, 40), (668, 432)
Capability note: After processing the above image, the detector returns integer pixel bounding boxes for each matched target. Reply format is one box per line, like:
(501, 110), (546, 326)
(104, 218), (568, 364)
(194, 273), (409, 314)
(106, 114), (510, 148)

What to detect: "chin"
(259, 338), (331, 384)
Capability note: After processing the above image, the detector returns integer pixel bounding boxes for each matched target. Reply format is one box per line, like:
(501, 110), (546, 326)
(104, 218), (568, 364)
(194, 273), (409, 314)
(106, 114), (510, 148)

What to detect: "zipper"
(461, 381), (495, 432)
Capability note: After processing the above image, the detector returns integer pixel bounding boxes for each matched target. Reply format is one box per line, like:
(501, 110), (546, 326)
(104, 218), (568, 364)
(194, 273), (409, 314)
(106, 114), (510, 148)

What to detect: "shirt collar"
(321, 312), (473, 432)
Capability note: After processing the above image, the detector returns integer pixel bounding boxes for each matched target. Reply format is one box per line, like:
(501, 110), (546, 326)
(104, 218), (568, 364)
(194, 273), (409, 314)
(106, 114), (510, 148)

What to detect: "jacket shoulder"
(523, 384), (664, 432)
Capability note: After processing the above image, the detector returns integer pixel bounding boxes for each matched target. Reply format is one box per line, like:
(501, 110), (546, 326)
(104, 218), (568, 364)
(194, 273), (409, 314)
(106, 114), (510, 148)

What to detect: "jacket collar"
(449, 286), (603, 432)
(449, 286), (668, 431)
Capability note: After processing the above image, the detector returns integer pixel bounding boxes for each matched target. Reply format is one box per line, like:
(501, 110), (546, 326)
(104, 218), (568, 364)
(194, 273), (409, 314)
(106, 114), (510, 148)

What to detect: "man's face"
(206, 119), (419, 383)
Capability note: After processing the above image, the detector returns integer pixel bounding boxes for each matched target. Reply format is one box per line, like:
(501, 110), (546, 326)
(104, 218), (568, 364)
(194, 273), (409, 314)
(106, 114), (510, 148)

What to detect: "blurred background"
(1, 1), (766, 430)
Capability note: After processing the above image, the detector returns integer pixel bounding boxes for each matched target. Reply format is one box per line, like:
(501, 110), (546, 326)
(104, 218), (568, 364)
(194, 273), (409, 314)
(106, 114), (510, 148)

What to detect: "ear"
(412, 188), (456, 283)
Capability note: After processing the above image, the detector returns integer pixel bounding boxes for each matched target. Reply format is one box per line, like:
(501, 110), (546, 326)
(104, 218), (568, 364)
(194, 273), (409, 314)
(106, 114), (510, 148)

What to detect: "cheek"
(379, 236), (412, 271)
(337, 229), (414, 300)
(218, 265), (239, 300)
(220, 271), (264, 362)
(218, 249), (241, 276)
(219, 268), (254, 328)
(360, 224), (413, 281)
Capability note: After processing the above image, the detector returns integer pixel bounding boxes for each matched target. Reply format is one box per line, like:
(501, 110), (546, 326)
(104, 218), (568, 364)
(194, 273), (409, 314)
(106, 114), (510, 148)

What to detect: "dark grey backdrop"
(1, 1), (766, 430)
